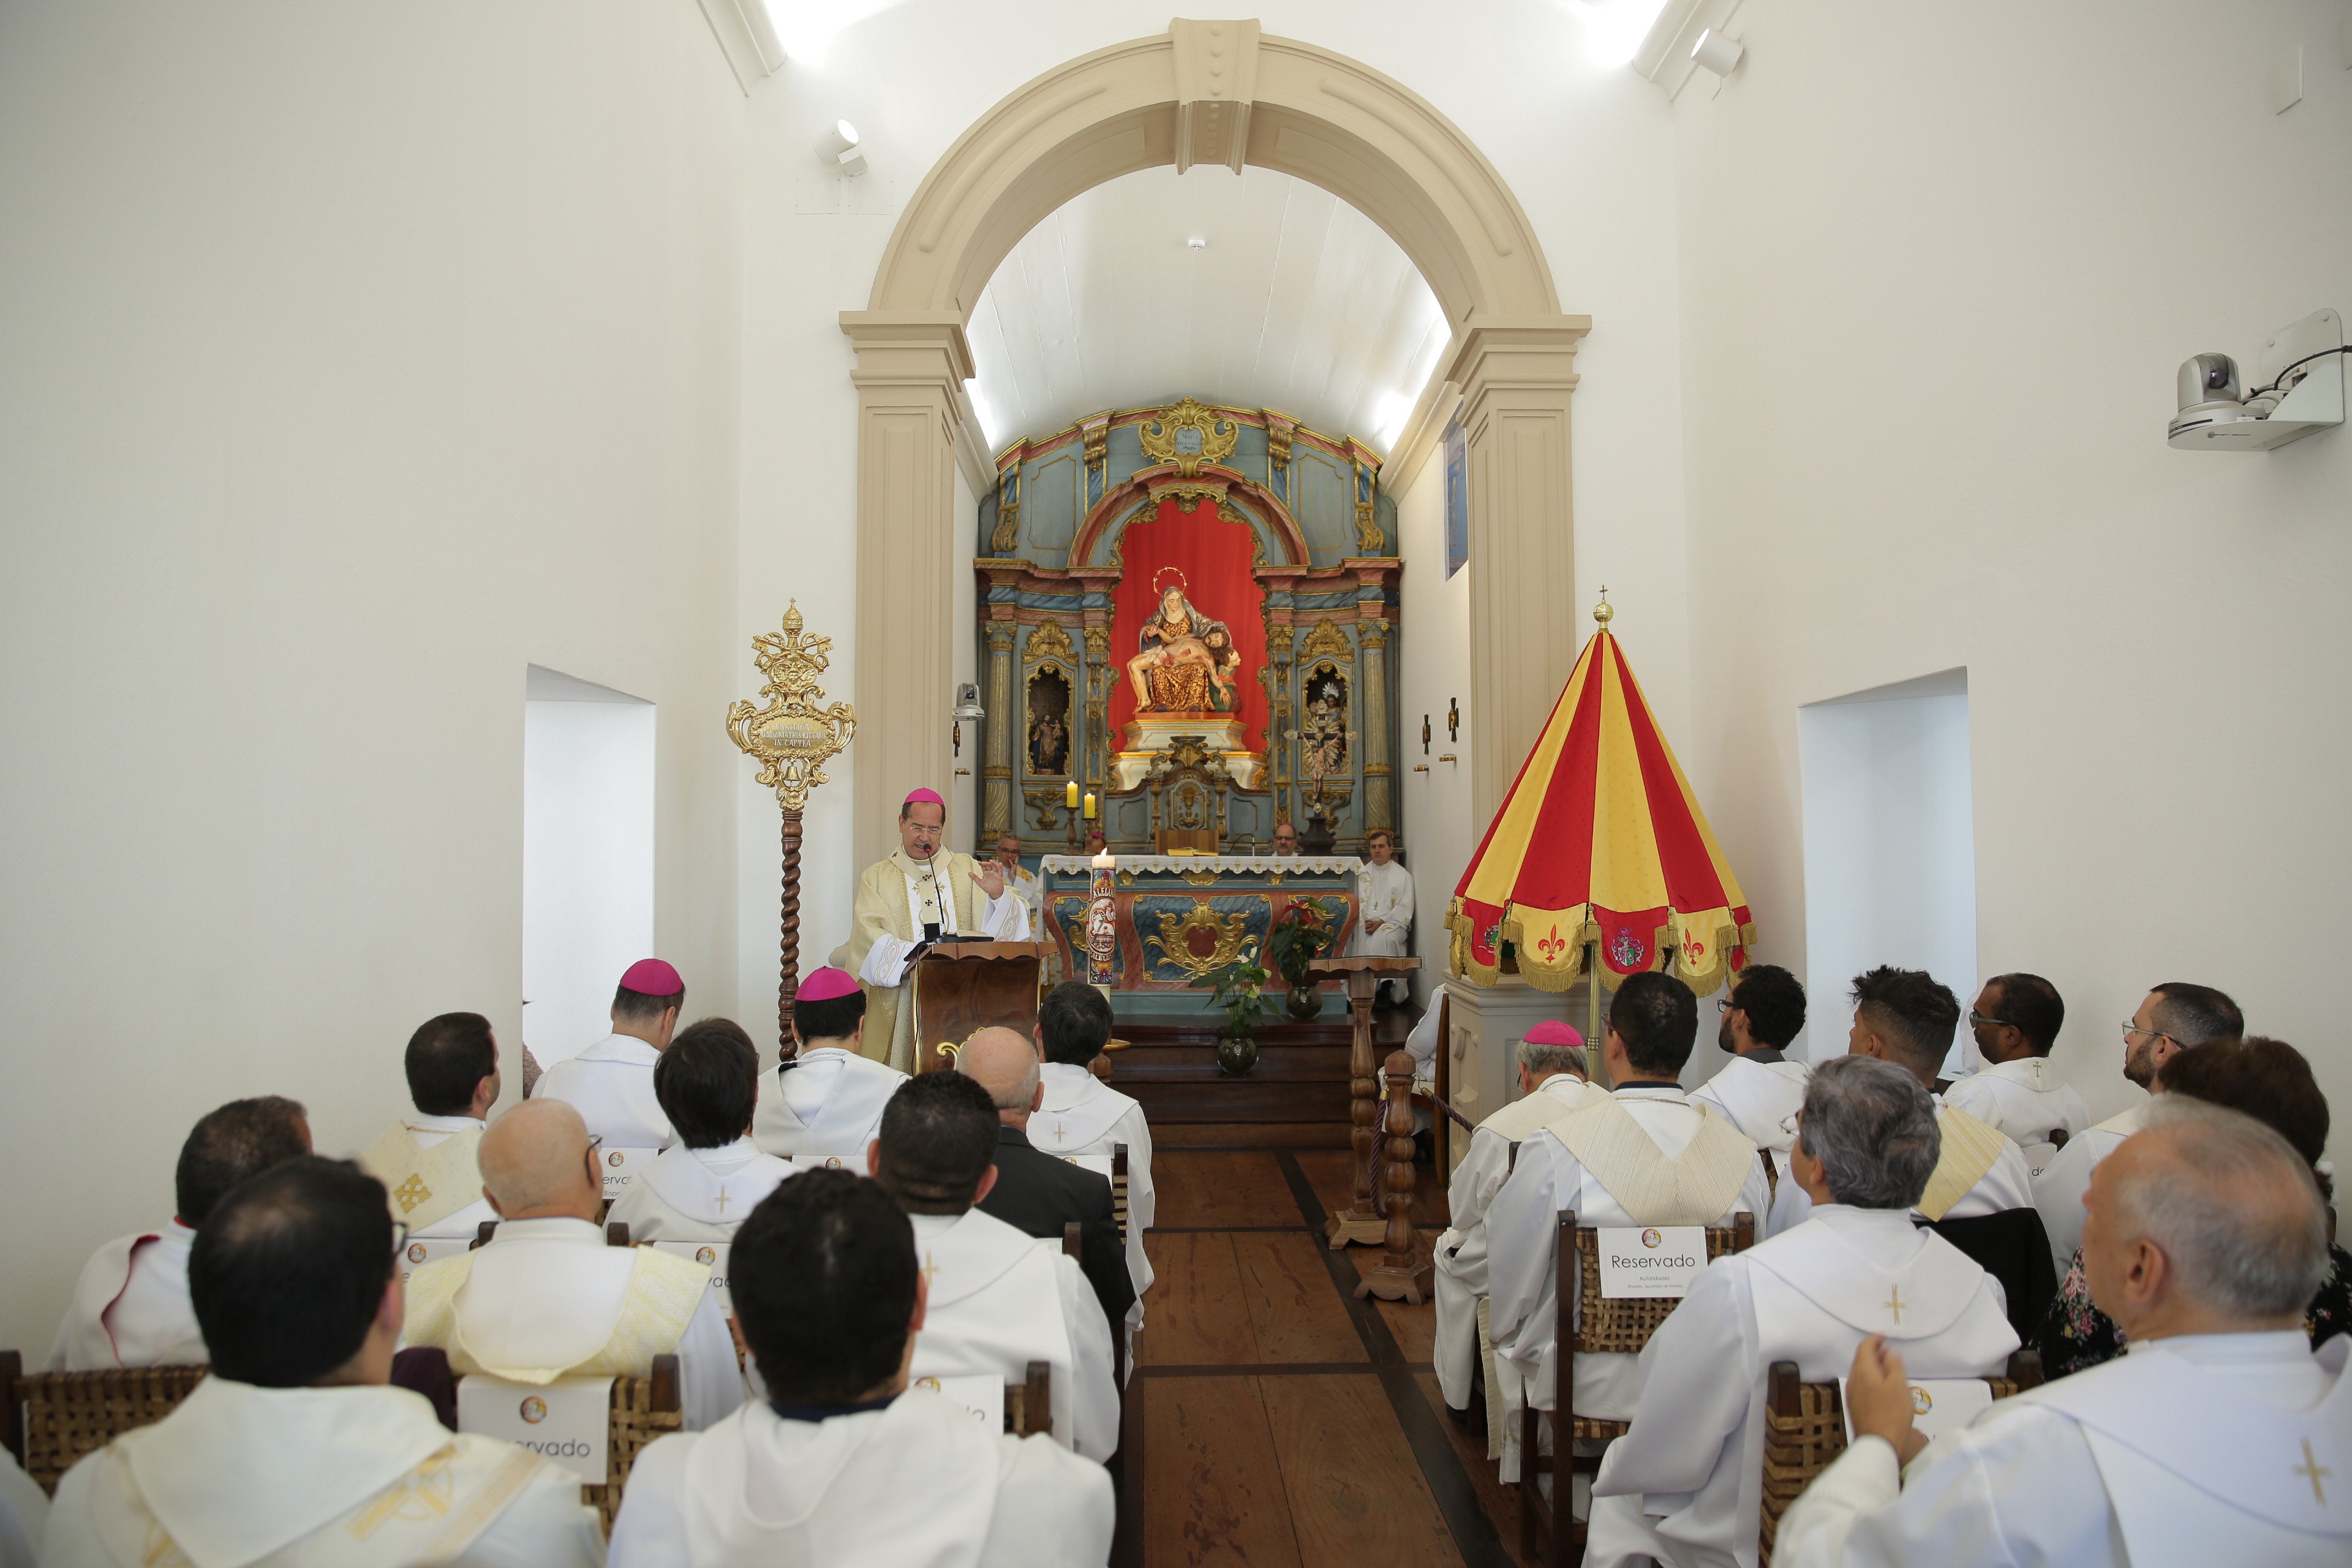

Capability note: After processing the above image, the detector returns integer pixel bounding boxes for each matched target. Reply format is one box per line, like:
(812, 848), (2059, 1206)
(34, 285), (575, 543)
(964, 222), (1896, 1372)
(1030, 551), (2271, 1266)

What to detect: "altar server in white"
(1486, 973), (1771, 1483)
(533, 957), (685, 1150)
(1776, 1098), (2350, 1568)
(850, 788), (1027, 1071)
(359, 1011), (499, 1243)
(1769, 967), (2035, 1237)
(997, 832), (1045, 940)
(609, 1022), (794, 1243)
(752, 966), (908, 1164)
(1584, 1056), (2020, 1568)
(1349, 829), (1414, 1003)
(43, 1157), (601, 1567)
(1027, 980), (1156, 1305)
(870, 1071), (1121, 1461)
(607, 1168), (1114, 1568)
(1433, 1021), (1596, 1452)
(1691, 963), (1811, 1189)
(403, 1098), (743, 1431)
(49, 1095), (311, 1371)
(2034, 979), (2241, 1272)
(1942, 972), (2087, 1173)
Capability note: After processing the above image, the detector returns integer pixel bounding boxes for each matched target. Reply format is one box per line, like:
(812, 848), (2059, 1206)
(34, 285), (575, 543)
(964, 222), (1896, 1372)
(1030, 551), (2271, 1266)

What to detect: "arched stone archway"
(843, 20), (1589, 864)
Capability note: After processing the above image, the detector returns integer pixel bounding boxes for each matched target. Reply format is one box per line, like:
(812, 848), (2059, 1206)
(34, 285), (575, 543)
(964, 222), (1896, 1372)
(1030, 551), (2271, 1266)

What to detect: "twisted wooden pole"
(1355, 1047), (1434, 1304)
(778, 807), (803, 1054)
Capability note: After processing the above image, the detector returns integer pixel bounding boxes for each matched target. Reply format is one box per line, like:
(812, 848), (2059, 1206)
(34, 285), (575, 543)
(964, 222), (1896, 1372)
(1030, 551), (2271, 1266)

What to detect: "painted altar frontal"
(1036, 853), (1362, 995)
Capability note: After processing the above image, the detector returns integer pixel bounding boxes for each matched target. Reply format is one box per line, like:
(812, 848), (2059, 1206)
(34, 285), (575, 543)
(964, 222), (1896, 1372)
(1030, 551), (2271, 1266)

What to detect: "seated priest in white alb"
(1348, 829), (1412, 1004)
(403, 1098), (742, 1431)
(997, 832), (1045, 940)
(608, 1020), (795, 1243)
(1942, 972), (2088, 1174)
(1433, 1022), (1596, 1450)
(49, 1095), (311, 1371)
(0, 1449), (43, 1568)
(2033, 979), (2241, 1273)
(752, 965), (908, 1164)
(850, 787), (1027, 1071)
(606, 1169), (1114, 1568)
(1691, 963), (1811, 1197)
(43, 1156), (601, 1567)
(359, 1011), (500, 1244)
(1485, 973), (1772, 1485)
(869, 1071), (1121, 1461)
(1776, 1099), (2351, 1568)
(1027, 981), (1156, 1306)
(1583, 1057), (2021, 1568)
(1770, 967), (2035, 1238)
(533, 957), (685, 1151)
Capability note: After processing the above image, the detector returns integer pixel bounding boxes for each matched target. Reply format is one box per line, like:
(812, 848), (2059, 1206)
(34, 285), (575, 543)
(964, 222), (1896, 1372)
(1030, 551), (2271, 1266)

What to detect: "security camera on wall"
(2168, 308), (2344, 450)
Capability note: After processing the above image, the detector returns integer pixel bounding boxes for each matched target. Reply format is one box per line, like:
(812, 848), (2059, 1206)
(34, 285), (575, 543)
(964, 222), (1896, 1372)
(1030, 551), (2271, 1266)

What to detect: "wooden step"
(1128, 1078), (1350, 1123)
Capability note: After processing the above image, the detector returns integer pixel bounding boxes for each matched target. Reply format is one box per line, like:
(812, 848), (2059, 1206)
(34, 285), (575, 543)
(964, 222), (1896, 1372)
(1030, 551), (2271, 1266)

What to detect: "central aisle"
(1120, 1148), (1531, 1566)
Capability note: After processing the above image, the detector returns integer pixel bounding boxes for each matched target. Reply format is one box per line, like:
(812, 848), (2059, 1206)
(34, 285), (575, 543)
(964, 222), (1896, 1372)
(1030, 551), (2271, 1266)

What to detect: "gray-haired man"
(1583, 1056), (2019, 1568)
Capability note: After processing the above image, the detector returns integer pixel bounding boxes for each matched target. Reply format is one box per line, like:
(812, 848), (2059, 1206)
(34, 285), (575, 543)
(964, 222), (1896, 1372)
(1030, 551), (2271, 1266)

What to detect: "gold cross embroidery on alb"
(1883, 1287), (1906, 1325)
(391, 1174), (433, 1215)
(2294, 1437), (2331, 1504)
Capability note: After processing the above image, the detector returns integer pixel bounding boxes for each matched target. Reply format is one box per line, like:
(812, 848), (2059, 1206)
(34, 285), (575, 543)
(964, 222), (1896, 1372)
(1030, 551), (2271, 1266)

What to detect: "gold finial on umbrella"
(1593, 584), (1613, 627)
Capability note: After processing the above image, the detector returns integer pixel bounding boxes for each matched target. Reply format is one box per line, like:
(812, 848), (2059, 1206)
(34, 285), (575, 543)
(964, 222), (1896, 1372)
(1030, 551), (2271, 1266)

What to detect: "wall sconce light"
(949, 683), (985, 756)
(1691, 29), (1744, 78)
(1447, 699), (1460, 743)
(816, 119), (867, 178)
(1422, 714), (1431, 755)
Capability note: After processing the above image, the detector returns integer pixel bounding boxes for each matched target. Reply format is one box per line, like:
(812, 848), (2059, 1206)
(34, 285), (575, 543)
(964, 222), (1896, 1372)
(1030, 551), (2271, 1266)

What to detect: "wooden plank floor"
(1120, 1147), (1533, 1567)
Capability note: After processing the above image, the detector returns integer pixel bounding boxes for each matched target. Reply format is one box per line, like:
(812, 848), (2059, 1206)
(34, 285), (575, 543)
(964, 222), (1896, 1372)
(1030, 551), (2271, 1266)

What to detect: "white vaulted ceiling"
(965, 164), (1450, 458)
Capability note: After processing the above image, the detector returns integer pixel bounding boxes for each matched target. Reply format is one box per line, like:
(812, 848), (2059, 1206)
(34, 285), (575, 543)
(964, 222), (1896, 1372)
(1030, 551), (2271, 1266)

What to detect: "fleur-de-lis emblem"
(1683, 936), (1706, 962)
(1534, 925), (1567, 963)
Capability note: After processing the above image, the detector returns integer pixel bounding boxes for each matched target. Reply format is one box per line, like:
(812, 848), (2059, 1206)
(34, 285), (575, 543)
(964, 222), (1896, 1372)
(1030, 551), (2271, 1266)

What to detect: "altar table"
(1037, 854), (1362, 992)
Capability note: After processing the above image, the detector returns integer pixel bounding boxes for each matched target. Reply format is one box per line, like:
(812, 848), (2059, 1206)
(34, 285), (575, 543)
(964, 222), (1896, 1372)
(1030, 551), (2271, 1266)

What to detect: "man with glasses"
(2031, 981), (2241, 1273)
(402, 1099), (744, 1431)
(1692, 963), (1811, 1189)
(1943, 974), (2088, 1175)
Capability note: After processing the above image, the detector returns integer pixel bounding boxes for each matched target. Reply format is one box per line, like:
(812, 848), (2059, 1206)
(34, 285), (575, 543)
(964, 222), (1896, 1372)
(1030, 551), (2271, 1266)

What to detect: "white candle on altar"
(1091, 850), (1115, 870)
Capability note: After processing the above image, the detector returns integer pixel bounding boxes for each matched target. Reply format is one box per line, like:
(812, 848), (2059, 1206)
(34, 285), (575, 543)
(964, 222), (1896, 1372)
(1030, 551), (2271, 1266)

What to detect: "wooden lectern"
(911, 941), (1044, 1074)
(1306, 955), (1421, 1248)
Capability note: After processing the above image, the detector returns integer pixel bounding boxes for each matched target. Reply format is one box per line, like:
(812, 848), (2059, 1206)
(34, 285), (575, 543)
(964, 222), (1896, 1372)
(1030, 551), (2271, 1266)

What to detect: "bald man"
(963, 1028), (1137, 1341)
(401, 1101), (744, 1431)
(1779, 1100), (2352, 1566)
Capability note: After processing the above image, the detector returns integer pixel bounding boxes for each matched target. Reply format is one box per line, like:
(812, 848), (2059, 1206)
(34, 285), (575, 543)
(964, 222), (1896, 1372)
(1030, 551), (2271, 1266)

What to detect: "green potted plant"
(1192, 943), (1272, 1076)
(1265, 904), (1332, 1021)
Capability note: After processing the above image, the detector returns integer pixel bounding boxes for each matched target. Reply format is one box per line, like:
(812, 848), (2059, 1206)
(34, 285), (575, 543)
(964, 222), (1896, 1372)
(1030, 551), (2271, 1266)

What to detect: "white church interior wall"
(0, 1), (748, 1349)
(1394, 437), (1476, 1007)
(1673, 0), (2351, 1155)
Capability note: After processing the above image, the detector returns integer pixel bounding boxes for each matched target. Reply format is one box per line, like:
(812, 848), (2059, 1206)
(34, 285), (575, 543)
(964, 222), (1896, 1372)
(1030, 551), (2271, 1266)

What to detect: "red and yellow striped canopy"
(1447, 612), (1754, 996)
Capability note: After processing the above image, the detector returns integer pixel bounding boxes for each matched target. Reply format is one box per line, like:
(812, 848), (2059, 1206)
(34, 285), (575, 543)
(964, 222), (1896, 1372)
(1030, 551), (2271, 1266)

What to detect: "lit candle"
(1083, 792), (1098, 819)
(1065, 779), (1079, 809)
(1091, 850), (1115, 870)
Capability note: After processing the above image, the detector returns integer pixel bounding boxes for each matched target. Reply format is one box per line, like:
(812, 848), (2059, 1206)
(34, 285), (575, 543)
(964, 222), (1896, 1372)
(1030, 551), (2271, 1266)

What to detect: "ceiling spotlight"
(1186, 236), (1208, 251)
(1691, 29), (1744, 77)
(816, 119), (867, 178)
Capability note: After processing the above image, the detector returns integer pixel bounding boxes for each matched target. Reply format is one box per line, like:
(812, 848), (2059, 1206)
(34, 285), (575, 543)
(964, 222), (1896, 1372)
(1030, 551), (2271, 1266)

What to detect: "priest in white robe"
(609, 1021), (795, 1244)
(359, 1011), (500, 1245)
(2033, 979), (2242, 1271)
(752, 966), (909, 1163)
(1690, 963), (1811, 1199)
(533, 957), (685, 1152)
(1776, 1099), (2348, 1568)
(1026, 980), (1156, 1306)
(1486, 974), (1772, 1485)
(1348, 829), (1413, 1003)
(607, 1168), (1114, 1568)
(997, 832), (1045, 941)
(1433, 1020), (1596, 1459)
(1584, 1056), (2021, 1568)
(1767, 967), (2034, 1237)
(850, 788), (1027, 1071)
(870, 1071), (1121, 1461)
(1942, 973), (2088, 1173)
(403, 1098), (743, 1432)
(43, 1156), (601, 1568)
(48, 1095), (311, 1371)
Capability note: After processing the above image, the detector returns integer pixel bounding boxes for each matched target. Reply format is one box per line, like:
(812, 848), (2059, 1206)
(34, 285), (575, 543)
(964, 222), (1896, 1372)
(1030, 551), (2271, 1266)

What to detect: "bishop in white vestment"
(1776, 1100), (2350, 1568)
(850, 788), (1026, 1071)
(1585, 1057), (2019, 1568)
(533, 957), (686, 1151)
(750, 965), (909, 1163)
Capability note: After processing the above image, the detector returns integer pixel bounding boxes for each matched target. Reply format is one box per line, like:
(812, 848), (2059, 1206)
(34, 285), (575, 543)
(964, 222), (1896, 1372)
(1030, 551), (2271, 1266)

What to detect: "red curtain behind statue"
(1106, 497), (1270, 748)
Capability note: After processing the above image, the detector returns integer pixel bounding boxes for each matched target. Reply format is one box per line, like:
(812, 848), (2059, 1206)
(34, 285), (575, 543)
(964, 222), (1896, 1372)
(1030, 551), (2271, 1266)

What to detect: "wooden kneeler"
(1520, 1211), (1756, 1568)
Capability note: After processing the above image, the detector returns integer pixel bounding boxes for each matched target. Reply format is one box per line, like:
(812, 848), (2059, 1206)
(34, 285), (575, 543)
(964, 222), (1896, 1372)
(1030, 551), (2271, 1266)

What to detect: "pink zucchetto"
(1523, 1020), (1584, 1050)
(619, 959), (684, 997)
(796, 966), (860, 1002)
(903, 787), (946, 808)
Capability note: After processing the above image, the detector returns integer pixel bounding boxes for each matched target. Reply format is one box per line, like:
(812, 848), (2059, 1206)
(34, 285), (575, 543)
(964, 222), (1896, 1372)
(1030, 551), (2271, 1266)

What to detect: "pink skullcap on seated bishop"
(796, 966), (860, 1002)
(619, 959), (684, 997)
(1523, 1020), (1584, 1050)
(903, 787), (946, 808)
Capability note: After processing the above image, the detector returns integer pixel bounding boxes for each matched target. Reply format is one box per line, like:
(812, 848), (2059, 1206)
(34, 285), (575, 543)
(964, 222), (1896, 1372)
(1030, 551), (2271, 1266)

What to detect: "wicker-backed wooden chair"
(1755, 1349), (2042, 1566)
(0, 1352), (208, 1494)
(576, 1352), (684, 1532)
(1111, 1144), (1130, 1247)
(1521, 1211), (1757, 1568)
(1002, 1360), (1052, 1438)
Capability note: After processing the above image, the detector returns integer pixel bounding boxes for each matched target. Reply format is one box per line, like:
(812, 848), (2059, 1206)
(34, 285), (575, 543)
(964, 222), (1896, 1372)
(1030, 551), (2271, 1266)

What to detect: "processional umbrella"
(1447, 597), (1755, 1022)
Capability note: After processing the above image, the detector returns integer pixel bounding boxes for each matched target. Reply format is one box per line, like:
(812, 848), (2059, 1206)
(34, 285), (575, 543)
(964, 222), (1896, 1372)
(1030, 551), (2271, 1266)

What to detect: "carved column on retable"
(1448, 317), (1590, 826)
(1081, 622), (1111, 804)
(1267, 619), (1295, 826)
(981, 621), (1016, 843)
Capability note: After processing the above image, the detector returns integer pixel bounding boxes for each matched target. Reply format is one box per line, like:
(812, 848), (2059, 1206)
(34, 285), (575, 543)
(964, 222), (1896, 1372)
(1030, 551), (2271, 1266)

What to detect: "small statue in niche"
(1027, 669), (1071, 774)
(1128, 568), (1242, 713)
(1300, 669), (1349, 782)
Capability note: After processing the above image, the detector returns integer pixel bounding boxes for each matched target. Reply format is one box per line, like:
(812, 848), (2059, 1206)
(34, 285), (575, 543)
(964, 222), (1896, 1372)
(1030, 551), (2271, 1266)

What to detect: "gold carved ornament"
(1145, 902), (1254, 979)
(1026, 619), (1076, 665)
(1137, 398), (1240, 477)
(725, 601), (856, 812)
(1300, 619), (1354, 663)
